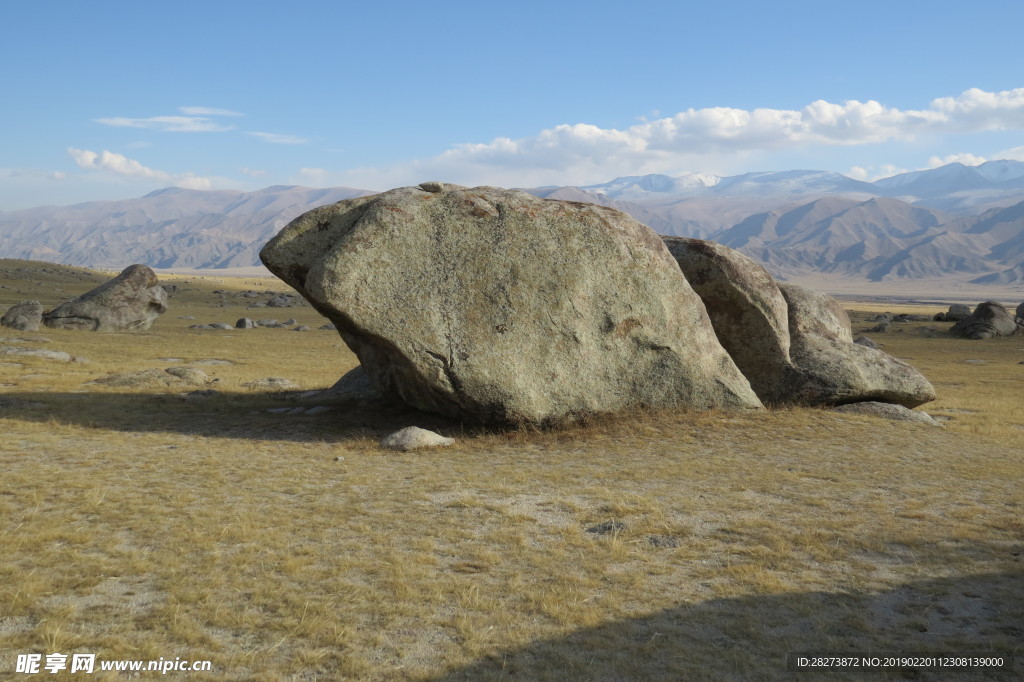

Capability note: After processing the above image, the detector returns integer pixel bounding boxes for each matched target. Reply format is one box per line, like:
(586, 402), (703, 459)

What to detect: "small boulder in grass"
(381, 426), (455, 452)
(832, 401), (939, 425)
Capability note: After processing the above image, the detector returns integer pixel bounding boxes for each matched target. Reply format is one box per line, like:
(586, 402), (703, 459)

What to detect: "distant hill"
(2, 161), (1024, 286)
(0, 185), (372, 269)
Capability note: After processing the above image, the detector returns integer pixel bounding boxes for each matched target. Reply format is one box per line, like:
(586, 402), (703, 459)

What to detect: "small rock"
(256, 319), (279, 327)
(236, 317), (256, 329)
(208, 322), (233, 330)
(0, 346), (72, 362)
(319, 324), (337, 331)
(243, 377), (299, 390)
(418, 181), (449, 193)
(380, 426), (455, 451)
(164, 366), (211, 385)
(283, 318), (297, 326)
(586, 520), (626, 535)
(853, 336), (878, 348)
(648, 535), (681, 548)
(294, 325), (311, 332)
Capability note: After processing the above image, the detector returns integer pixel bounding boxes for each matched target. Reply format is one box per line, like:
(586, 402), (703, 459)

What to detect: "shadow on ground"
(429, 572), (1022, 681)
(1, 389), (469, 443)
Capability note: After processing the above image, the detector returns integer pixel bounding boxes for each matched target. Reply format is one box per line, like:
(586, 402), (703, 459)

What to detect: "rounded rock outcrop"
(663, 237), (936, 408)
(950, 301), (1020, 339)
(260, 185), (761, 425)
(1, 300), (44, 332)
(42, 264), (167, 332)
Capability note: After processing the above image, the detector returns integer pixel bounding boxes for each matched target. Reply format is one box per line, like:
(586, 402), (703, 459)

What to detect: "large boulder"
(950, 301), (1020, 339)
(663, 237), (936, 408)
(260, 183), (761, 425)
(779, 283), (936, 408)
(42, 265), (167, 332)
(1, 300), (44, 332)
(1016, 301), (1024, 324)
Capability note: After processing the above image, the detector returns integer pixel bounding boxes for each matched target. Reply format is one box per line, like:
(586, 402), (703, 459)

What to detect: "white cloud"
(94, 115), (233, 133)
(240, 167), (269, 177)
(245, 131), (307, 145)
(336, 87), (1024, 189)
(179, 106), (244, 116)
(68, 147), (213, 189)
(846, 164), (912, 182)
(928, 152), (989, 168)
(992, 144), (1024, 162)
(292, 168), (332, 186)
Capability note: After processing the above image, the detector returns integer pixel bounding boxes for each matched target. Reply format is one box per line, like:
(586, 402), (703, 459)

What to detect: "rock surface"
(663, 237), (935, 408)
(1, 301), (43, 332)
(950, 301), (1021, 339)
(330, 366), (377, 399)
(241, 377), (298, 391)
(261, 184), (761, 424)
(0, 345), (72, 362)
(780, 283), (936, 408)
(944, 303), (971, 322)
(42, 264), (167, 331)
(380, 426), (455, 452)
(662, 238), (791, 403)
(832, 401), (939, 425)
(89, 367), (212, 388)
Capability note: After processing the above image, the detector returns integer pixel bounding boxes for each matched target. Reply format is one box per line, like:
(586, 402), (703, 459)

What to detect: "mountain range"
(2, 161), (1024, 287)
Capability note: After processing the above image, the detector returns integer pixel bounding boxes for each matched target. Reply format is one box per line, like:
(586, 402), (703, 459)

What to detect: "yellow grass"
(1, 260), (1021, 680)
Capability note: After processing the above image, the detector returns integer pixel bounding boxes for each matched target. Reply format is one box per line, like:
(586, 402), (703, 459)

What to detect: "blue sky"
(1, 0), (1023, 210)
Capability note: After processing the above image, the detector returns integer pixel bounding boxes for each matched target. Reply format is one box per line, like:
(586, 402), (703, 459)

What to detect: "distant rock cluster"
(2, 264), (167, 332)
(261, 183), (938, 426)
(948, 301), (1024, 339)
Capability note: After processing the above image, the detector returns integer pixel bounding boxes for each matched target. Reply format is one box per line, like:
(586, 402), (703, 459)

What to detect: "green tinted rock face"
(262, 184), (761, 425)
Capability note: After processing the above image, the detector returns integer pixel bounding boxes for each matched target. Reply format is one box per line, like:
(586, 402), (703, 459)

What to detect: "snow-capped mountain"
(2, 160), (1024, 286)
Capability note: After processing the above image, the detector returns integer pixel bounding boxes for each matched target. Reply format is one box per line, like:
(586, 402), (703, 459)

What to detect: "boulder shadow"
(1, 388), (468, 443)
(429, 572), (1022, 681)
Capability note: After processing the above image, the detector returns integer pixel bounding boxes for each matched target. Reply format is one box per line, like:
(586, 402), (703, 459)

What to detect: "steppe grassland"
(1, 260), (1021, 681)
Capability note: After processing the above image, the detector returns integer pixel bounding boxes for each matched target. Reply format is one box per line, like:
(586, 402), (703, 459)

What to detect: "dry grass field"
(1, 259), (1021, 680)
